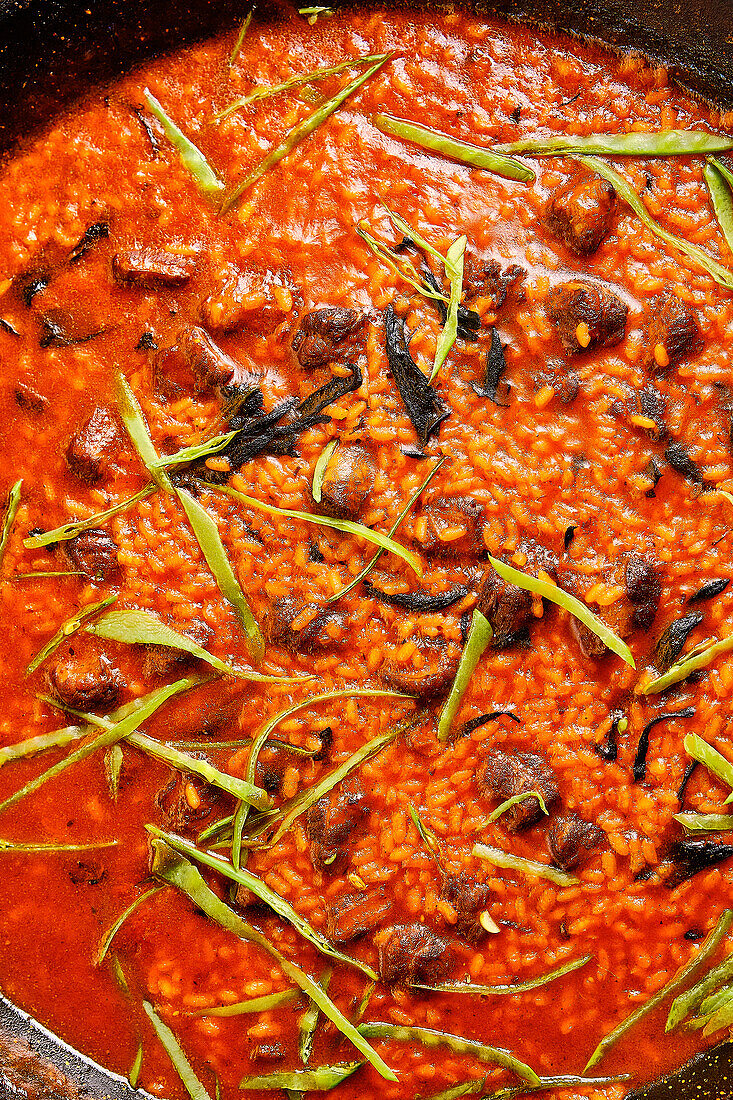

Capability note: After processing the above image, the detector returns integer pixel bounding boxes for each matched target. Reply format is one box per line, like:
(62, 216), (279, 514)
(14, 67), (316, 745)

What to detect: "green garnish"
(354, 981), (376, 1022)
(221, 55), (391, 212)
(177, 488), (265, 664)
(219, 485), (423, 576)
(0, 837), (117, 851)
(328, 458), (446, 602)
(143, 1000), (214, 1100)
(431, 234), (466, 380)
(298, 6), (334, 24)
(356, 223), (449, 302)
(0, 726), (85, 767)
(15, 571), (85, 579)
(229, 10), (253, 66)
(495, 130), (733, 156)
(704, 157), (733, 253)
(116, 373), (173, 493)
(0, 679), (194, 816)
(373, 114), (534, 182)
(666, 944), (733, 1031)
(488, 555), (635, 668)
(682, 732), (733, 800)
(674, 812), (733, 832)
(458, 1076), (630, 1100)
(437, 608), (493, 741)
(217, 54), (386, 117)
(299, 967), (332, 1063)
(356, 1022), (540, 1086)
(144, 90), (224, 196)
(151, 841), (396, 1081)
(311, 439), (338, 504)
(414, 955), (592, 996)
(87, 607), (304, 682)
(23, 484), (157, 548)
(643, 634), (733, 694)
(576, 156), (733, 292)
(146, 827), (378, 980)
(584, 907), (733, 1069)
(486, 791), (549, 824)
(96, 885), (166, 964)
(473, 844), (579, 887)
(26, 594), (118, 676)
(153, 431), (239, 471)
(0, 479), (21, 572)
(192, 989), (298, 1017)
(129, 1044), (143, 1088)
(408, 804), (441, 861)
(240, 1064), (361, 1091)
(104, 743), (124, 800)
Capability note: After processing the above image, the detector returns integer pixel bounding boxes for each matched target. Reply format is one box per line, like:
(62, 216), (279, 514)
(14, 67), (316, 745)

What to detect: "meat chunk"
(63, 528), (120, 583)
(625, 553), (662, 631)
(156, 774), (218, 834)
(544, 173), (616, 255)
(476, 749), (560, 829)
(142, 644), (195, 680)
(262, 596), (346, 653)
(47, 651), (121, 712)
(152, 325), (239, 397)
(65, 406), (122, 483)
(319, 445), (376, 520)
(378, 923), (451, 985)
(571, 553), (661, 658)
(305, 777), (367, 873)
(462, 257), (525, 310)
(417, 497), (486, 557)
(201, 267), (293, 334)
(440, 872), (492, 939)
(548, 813), (604, 870)
(326, 889), (393, 943)
(646, 293), (702, 372)
(14, 380), (49, 413)
(546, 280), (627, 354)
(292, 308), (365, 369)
(477, 568), (533, 647)
(112, 247), (197, 288)
(381, 637), (461, 699)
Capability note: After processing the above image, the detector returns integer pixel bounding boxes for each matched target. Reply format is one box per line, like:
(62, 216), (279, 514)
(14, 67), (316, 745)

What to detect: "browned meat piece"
(112, 247), (197, 288)
(326, 889), (393, 942)
(262, 595), (346, 653)
(305, 777), (367, 873)
(548, 813), (604, 870)
(14, 380), (49, 412)
(65, 406), (122, 483)
(477, 748), (560, 829)
(571, 552), (661, 659)
(378, 923), (451, 985)
(47, 651), (121, 712)
(462, 257), (525, 309)
(201, 266), (293, 334)
(625, 553), (662, 631)
(319, 445), (376, 520)
(292, 307), (365, 368)
(142, 644), (194, 680)
(571, 619), (609, 659)
(533, 361), (580, 404)
(156, 774), (218, 834)
(63, 529), (119, 583)
(152, 325), (239, 397)
(646, 293), (702, 372)
(546, 280), (627, 354)
(417, 497), (486, 557)
(544, 172), (616, 255)
(441, 872), (492, 939)
(477, 569), (533, 647)
(382, 637), (461, 699)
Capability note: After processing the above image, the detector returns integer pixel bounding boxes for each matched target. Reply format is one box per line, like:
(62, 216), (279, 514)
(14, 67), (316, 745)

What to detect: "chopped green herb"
(217, 54), (386, 117)
(23, 484), (157, 549)
(221, 55), (391, 212)
(300, 967), (332, 1063)
(143, 1000), (214, 1100)
(14, 571), (85, 579)
(705, 158), (733, 254)
(151, 841), (396, 1080)
(298, 6), (334, 23)
(495, 130), (733, 156)
(241, 1064), (361, 1090)
(0, 479), (21, 572)
(414, 955), (592, 996)
(408, 804), (441, 862)
(129, 1043), (143, 1088)
(177, 488), (264, 664)
(473, 844), (579, 886)
(356, 1022), (539, 1086)
(356, 223), (448, 302)
(117, 373), (173, 493)
(220, 486), (423, 576)
(643, 634), (733, 694)
(192, 989), (299, 1017)
(373, 114), (534, 182)
(144, 90), (224, 196)
(486, 790), (549, 824)
(26, 594), (118, 676)
(104, 744), (124, 800)
(312, 439), (338, 504)
(674, 812), (733, 832)
(584, 908), (733, 1069)
(229, 9), (253, 66)
(0, 726), (85, 767)
(438, 608), (493, 741)
(430, 234), (466, 381)
(153, 431), (240, 471)
(488, 555), (635, 667)
(576, 156), (733, 292)
(666, 941), (733, 1031)
(0, 837), (117, 852)
(96, 885), (166, 964)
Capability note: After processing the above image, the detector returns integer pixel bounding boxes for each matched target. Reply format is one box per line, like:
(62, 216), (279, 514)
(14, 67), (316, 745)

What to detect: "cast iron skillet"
(0, 0), (732, 1096)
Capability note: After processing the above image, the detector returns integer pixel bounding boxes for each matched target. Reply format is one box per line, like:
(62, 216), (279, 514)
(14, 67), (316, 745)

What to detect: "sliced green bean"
(143, 1000), (213, 1100)
(26, 594), (118, 676)
(96, 885), (166, 964)
(414, 955), (592, 996)
(644, 635), (733, 694)
(495, 130), (733, 156)
(705, 158), (733, 254)
(0, 479), (21, 571)
(23, 485), (157, 548)
(191, 989), (298, 1017)
(240, 1064), (362, 1091)
(486, 790), (549, 824)
(217, 54), (386, 117)
(374, 114), (534, 182)
(438, 609), (493, 741)
(144, 90), (224, 196)
(473, 843), (578, 887)
(667, 942), (733, 1030)
(116, 373), (173, 493)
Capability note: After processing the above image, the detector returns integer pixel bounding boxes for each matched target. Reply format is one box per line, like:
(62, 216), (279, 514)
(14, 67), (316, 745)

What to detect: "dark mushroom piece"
(544, 172), (616, 255)
(462, 256), (525, 310)
(318, 445), (376, 520)
(476, 748), (560, 829)
(47, 651), (121, 712)
(292, 307), (365, 368)
(112, 246), (198, 288)
(384, 305), (449, 445)
(546, 280), (627, 354)
(377, 922), (451, 985)
(65, 406), (123, 484)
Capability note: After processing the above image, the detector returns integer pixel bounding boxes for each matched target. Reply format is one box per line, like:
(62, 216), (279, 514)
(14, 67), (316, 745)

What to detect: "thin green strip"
(495, 130), (733, 156)
(438, 608), (493, 741)
(144, 90), (224, 196)
(0, 479), (21, 572)
(26, 594), (118, 676)
(373, 113), (534, 182)
(643, 634), (733, 694)
(96, 885), (166, 964)
(143, 1001), (213, 1100)
(414, 955), (592, 997)
(191, 989), (298, 1017)
(22, 485), (157, 548)
(473, 843), (579, 887)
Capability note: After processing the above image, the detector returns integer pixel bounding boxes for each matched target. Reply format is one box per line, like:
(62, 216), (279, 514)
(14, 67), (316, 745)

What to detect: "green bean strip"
(431, 234), (467, 380)
(153, 431), (239, 471)
(151, 841), (396, 1080)
(479, 1075), (630, 1100)
(0, 837), (117, 851)
(373, 113), (534, 182)
(673, 812), (733, 832)
(299, 967), (332, 1064)
(143, 1000), (214, 1100)
(217, 54), (386, 117)
(705, 158), (733, 253)
(240, 1064), (362, 1091)
(26, 594), (118, 676)
(311, 439), (338, 504)
(438, 609), (493, 741)
(356, 1022), (540, 1086)
(0, 479), (21, 572)
(584, 908), (733, 1069)
(229, 10), (253, 66)
(96, 886), (166, 964)
(683, 732), (733, 796)
(408, 804), (441, 862)
(15, 571), (85, 579)
(576, 155), (733, 292)
(192, 989), (298, 1017)
(221, 56), (391, 212)
(473, 844), (579, 887)
(23, 484), (157, 548)
(144, 90), (224, 196)
(495, 130), (733, 156)
(117, 374), (173, 493)
(356, 224), (448, 302)
(413, 955), (592, 996)
(666, 942), (733, 1030)
(129, 1043), (143, 1088)
(643, 634), (733, 694)
(487, 791), (549, 824)
(0, 726), (85, 767)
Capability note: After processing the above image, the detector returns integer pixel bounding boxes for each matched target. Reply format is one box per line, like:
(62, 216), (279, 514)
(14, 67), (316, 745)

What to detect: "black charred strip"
(594, 709), (623, 763)
(633, 706), (695, 782)
(644, 457), (662, 497)
(68, 221), (110, 264)
(654, 612), (703, 671)
(16, 270), (51, 307)
(677, 760), (699, 806)
(313, 726), (333, 762)
(38, 311), (107, 348)
(136, 331), (158, 350)
(472, 327), (509, 407)
(0, 318), (20, 337)
(384, 305), (450, 446)
(667, 840), (733, 887)
(421, 264), (480, 341)
(297, 363), (362, 418)
(664, 441), (707, 486)
(363, 579), (470, 613)
(564, 525), (577, 550)
(458, 710), (521, 738)
(684, 928), (704, 941)
(688, 578), (731, 604)
(459, 609), (471, 644)
(132, 105), (160, 155)
(400, 443), (428, 459)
